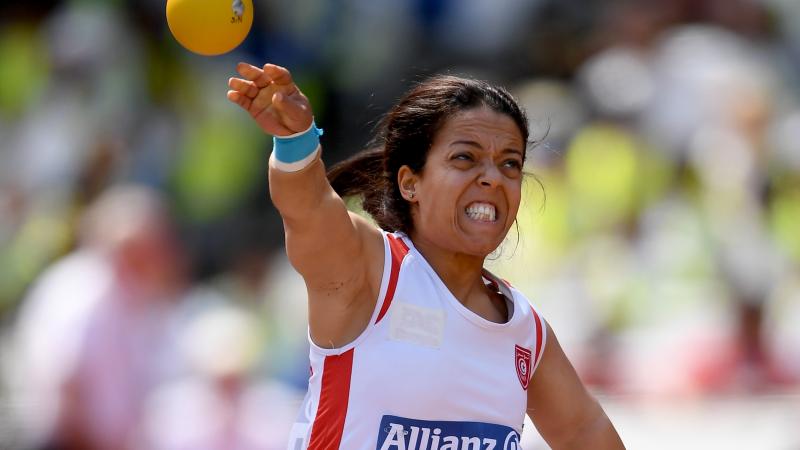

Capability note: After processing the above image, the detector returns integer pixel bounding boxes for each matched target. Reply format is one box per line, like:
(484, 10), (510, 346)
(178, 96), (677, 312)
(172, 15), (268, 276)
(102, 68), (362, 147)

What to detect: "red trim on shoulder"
(375, 234), (410, 324)
(307, 349), (355, 450)
(530, 305), (544, 369)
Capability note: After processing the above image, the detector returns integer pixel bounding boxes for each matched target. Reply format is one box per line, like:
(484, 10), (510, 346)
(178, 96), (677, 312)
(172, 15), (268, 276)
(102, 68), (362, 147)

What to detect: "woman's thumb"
(272, 92), (310, 130)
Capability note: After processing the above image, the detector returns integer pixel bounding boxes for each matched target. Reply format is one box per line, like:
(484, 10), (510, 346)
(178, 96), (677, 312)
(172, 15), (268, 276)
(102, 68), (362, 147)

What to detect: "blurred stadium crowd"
(1, 0), (799, 449)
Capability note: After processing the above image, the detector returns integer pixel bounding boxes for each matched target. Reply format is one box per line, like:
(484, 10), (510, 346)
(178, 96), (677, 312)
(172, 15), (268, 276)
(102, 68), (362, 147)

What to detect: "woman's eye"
(503, 160), (522, 169)
(453, 153), (473, 161)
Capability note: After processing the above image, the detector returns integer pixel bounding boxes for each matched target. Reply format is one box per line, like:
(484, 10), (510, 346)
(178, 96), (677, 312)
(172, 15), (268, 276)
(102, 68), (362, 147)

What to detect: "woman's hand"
(227, 63), (313, 136)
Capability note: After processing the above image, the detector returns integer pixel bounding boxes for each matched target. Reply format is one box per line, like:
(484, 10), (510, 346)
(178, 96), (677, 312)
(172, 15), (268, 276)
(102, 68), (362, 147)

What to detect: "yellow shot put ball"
(166, 0), (253, 56)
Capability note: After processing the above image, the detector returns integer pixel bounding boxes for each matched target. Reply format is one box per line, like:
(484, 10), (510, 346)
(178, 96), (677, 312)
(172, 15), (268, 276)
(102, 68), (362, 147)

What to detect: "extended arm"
(227, 63), (384, 347)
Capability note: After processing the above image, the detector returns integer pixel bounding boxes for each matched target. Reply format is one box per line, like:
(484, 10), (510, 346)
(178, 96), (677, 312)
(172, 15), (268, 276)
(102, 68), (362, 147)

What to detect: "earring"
(409, 192), (415, 199)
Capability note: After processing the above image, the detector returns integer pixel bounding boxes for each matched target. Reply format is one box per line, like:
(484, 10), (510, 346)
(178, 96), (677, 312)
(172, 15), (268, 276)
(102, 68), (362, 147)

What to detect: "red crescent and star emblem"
(515, 344), (532, 390)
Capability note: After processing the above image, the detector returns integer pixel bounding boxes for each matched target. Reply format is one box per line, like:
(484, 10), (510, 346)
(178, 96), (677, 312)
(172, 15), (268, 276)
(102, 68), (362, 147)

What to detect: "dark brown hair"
(327, 75), (529, 233)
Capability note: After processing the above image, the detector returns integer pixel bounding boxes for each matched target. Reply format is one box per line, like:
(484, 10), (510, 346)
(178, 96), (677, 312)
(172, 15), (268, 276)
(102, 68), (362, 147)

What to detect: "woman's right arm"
(227, 63), (384, 347)
(527, 323), (625, 449)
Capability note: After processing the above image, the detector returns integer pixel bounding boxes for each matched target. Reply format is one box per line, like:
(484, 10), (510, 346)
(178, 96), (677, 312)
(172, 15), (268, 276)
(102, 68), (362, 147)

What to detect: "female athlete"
(227, 62), (624, 450)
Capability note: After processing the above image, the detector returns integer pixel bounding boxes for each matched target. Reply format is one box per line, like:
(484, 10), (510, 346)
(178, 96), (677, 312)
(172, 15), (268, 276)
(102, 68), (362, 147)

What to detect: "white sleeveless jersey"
(288, 232), (547, 450)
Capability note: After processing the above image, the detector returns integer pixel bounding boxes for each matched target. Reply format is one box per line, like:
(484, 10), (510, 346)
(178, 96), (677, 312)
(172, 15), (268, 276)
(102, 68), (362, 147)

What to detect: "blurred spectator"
(141, 305), (296, 450)
(8, 185), (186, 450)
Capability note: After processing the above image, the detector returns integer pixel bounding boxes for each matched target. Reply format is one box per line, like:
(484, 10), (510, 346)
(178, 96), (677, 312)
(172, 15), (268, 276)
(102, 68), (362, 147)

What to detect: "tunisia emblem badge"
(515, 344), (532, 390)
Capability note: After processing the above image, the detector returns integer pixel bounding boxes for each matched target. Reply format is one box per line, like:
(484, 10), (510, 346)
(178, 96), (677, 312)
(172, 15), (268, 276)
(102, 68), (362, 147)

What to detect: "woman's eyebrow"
(450, 140), (524, 156)
(502, 148), (524, 157)
(450, 140), (483, 149)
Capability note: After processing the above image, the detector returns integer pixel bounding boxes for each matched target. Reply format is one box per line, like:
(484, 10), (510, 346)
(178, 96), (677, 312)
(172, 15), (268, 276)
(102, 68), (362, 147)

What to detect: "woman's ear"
(397, 165), (418, 202)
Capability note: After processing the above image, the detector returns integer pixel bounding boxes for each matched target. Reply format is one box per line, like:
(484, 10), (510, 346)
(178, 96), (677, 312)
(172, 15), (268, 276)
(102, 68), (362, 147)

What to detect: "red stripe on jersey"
(530, 306), (544, 369)
(307, 349), (355, 450)
(375, 234), (409, 324)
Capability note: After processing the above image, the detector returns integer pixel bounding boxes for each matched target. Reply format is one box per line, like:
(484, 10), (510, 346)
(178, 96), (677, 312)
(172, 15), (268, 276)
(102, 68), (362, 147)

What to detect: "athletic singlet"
(287, 231), (547, 450)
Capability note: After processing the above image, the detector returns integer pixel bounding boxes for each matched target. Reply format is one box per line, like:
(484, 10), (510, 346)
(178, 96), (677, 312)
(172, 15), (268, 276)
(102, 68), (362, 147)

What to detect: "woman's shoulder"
(482, 270), (545, 322)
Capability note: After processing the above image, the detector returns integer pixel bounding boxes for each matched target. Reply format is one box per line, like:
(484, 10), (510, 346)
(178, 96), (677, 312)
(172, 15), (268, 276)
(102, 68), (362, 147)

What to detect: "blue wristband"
(273, 121), (323, 164)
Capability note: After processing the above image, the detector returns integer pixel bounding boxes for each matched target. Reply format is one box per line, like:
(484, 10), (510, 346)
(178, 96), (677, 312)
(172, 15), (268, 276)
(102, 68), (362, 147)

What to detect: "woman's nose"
(478, 164), (502, 188)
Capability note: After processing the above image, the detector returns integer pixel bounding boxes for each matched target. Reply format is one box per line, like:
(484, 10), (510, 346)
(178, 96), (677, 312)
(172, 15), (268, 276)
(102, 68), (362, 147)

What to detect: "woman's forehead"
(435, 107), (524, 148)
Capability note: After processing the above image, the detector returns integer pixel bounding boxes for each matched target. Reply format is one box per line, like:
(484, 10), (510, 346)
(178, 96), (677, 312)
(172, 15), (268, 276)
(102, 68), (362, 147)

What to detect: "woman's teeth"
(465, 203), (496, 222)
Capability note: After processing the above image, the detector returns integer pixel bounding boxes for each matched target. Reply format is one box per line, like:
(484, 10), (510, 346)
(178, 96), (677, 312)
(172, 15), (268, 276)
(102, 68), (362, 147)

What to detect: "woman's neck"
(408, 232), (486, 304)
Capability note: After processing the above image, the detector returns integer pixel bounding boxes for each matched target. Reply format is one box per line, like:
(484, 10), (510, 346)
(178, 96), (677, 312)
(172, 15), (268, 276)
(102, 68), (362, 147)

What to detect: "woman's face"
(400, 106), (525, 257)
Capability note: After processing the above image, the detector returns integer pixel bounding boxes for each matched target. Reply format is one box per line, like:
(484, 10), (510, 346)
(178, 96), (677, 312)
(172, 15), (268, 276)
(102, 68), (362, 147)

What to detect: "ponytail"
(326, 147), (410, 233)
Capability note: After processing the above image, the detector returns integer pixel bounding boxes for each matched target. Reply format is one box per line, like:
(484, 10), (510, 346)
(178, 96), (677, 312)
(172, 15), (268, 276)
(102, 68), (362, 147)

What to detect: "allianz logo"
(376, 417), (521, 450)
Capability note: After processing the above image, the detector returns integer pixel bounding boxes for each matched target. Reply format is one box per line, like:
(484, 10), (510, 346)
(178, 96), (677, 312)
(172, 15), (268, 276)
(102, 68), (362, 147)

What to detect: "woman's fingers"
(263, 64), (294, 88)
(226, 90), (252, 111)
(236, 62), (271, 88)
(228, 76), (273, 115)
(230, 62), (312, 135)
(228, 77), (259, 98)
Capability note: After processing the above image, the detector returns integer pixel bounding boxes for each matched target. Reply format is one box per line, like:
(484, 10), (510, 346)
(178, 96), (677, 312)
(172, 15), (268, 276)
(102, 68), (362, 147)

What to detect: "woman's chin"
(454, 235), (505, 258)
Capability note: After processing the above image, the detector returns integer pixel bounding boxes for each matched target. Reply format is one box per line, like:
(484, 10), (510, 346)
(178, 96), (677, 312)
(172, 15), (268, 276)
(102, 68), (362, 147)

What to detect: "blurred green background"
(1, 0), (799, 449)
